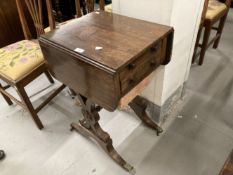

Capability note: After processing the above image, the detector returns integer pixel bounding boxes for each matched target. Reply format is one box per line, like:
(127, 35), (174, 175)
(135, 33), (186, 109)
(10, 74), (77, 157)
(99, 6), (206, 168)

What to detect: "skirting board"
(145, 84), (184, 124)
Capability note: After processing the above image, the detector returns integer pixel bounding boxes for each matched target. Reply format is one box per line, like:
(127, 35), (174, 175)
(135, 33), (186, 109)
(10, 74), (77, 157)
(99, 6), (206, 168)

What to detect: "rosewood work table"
(39, 11), (173, 173)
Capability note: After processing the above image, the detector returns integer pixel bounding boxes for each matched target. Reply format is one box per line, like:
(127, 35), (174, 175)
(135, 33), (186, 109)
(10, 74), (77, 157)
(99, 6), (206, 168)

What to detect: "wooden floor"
(220, 150), (233, 175)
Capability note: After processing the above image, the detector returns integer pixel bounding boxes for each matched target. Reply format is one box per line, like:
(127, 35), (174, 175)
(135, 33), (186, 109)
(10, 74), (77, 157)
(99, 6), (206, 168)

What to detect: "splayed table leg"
(71, 94), (135, 174)
(129, 96), (163, 136)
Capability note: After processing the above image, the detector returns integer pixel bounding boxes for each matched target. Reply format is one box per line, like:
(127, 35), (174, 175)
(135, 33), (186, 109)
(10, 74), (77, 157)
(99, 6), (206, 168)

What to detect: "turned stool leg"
(199, 23), (211, 65)
(192, 27), (203, 64)
(213, 15), (227, 49)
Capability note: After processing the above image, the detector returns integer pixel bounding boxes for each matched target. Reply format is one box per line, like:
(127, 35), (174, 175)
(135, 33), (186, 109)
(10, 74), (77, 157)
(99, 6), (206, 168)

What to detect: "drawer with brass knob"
(119, 39), (167, 95)
(39, 11), (173, 111)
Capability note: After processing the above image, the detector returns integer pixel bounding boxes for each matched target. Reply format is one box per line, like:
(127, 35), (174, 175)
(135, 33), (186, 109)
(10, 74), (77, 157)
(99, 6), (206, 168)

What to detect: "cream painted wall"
(112, 0), (204, 106)
(162, 0), (204, 103)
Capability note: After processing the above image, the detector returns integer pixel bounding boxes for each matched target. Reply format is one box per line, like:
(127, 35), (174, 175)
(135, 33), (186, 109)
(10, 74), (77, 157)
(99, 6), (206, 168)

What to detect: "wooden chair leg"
(44, 71), (54, 84)
(213, 15), (227, 49)
(0, 83), (13, 106)
(199, 24), (212, 65)
(16, 85), (44, 129)
(192, 27), (203, 64)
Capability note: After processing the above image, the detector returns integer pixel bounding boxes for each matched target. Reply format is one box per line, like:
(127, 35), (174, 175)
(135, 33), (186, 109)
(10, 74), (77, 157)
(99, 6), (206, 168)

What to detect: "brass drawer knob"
(128, 63), (135, 70)
(150, 61), (156, 67)
(129, 79), (135, 85)
(151, 45), (159, 52)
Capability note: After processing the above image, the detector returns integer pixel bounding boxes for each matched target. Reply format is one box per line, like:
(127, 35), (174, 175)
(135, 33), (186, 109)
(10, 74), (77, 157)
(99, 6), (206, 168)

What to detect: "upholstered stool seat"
(105, 4), (112, 13)
(44, 26), (51, 33)
(0, 40), (44, 81)
(206, 0), (227, 20)
(96, 4), (112, 13)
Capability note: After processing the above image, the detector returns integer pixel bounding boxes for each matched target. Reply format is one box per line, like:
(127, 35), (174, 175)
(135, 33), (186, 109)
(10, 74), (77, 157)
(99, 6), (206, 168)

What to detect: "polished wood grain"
(39, 44), (119, 111)
(39, 11), (174, 111)
(119, 41), (163, 95)
(41, 12), (172, 70)
(39, 11), (173, 172)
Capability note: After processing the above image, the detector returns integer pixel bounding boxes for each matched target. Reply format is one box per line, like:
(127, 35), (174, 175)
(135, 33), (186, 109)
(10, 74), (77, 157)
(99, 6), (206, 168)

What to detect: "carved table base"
(0, 150), (5, 160)
(71, 94), (162, 173)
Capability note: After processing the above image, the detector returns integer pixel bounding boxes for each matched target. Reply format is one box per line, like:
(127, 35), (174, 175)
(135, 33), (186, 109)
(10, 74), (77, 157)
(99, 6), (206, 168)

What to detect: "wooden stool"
(192, 0), (231, 65)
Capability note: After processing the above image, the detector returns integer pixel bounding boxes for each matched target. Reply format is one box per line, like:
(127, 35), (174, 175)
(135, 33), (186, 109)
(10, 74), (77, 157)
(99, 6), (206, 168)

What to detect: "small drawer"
(119, 41), (164, 95)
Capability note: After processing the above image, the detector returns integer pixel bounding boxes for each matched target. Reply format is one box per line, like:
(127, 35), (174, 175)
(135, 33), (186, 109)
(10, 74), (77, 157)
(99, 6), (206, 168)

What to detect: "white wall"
(112, 0), (204, 106)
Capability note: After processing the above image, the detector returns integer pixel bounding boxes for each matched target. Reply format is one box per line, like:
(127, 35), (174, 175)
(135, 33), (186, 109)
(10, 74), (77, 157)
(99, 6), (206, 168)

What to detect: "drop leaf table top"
(39, 11), (174, 173)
